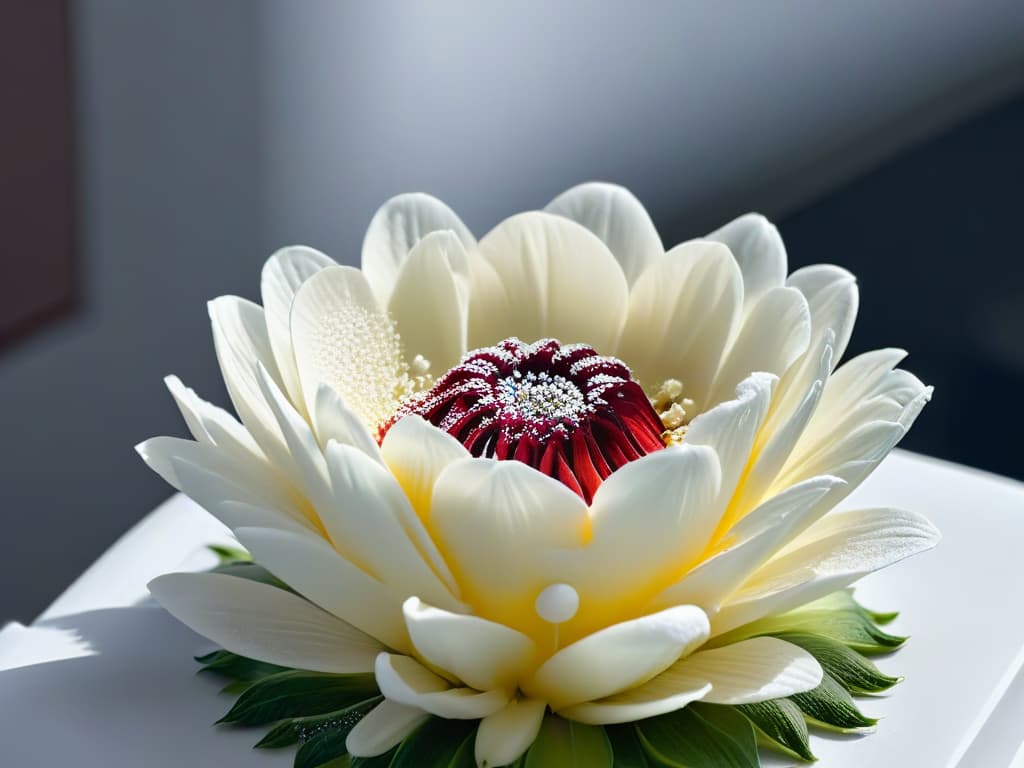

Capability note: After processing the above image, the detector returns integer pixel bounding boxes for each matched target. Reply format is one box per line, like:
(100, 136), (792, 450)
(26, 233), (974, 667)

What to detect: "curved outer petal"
(524, 605), (710, 710)
(388, 230), (471, 374)
(403, 597), (535, 692)
(323, 441), (462, 611)
(311, 383), (383, 462)
(470, 211), (629, 353)
(164, 375), (262, 458)
(380, 415), (470, 526)
(346, 699), (429, 758)
(476, 697), (547, 768)
(705, 212), (787, 313)
(261, 245), (336, 411)
(668, 636), (822, 705)
(361, 192), (476, 307)
(148, 572), (383, 673)
(236, 526), (411, 652)
(375, 653), (509, 719)
(430, 458), (589, 634)
(713, 507), (940, 634)
(576, 446), (722, 611)
(558, 682), (710, 726)
(617, 240), (742, 410)
(289, 265), (400, 430)
(545, 182), (663, 286)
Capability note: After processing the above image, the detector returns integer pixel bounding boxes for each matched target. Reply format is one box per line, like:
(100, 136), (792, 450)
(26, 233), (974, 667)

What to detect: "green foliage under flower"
(196, 555), (905, 768)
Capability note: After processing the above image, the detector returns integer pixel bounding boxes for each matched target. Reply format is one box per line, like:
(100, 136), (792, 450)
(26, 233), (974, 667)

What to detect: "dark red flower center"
(386, 338), (666, 503)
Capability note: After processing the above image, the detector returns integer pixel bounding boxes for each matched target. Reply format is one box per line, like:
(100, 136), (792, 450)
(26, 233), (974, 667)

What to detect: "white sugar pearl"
(535, 583), (579, 624)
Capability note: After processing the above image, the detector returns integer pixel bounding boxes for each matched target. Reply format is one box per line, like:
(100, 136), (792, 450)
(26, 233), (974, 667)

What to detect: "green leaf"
(293, 704), (379, 768)
(254, 698), (381, 749)
(448, 735), (478, 768)
(736, 698), (815, 762)
(218, 670), (378, 726)
(637, 703), (759, 768)
(790, 672), (878, 733)
(775, 633), (901, 694)
(391, 717), (476, 768)
(349, 748), (397, 767)
(524, 714), (612, 768)
(195, 649), (291, 682)
(605, 725), (653, 767)
(208, 544), (252, 564)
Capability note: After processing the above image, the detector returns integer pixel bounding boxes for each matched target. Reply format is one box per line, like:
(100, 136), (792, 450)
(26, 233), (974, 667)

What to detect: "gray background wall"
(1, 0), (1022, 621)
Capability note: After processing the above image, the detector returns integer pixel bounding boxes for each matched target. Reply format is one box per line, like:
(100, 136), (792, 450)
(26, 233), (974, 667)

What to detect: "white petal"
(580, 446), (721, 605)
(545, 182), (662, 286)
(346, 699), (428, 758)
(148, 572), (383, 673)
(212, 500), (314, 537)
(651, 476), (844, 611)
(375, 654), (509, 719)
(671, 636), (822, 704)
(208, 296), (289, 465)
(261, 245), (336, 410)
(705, 213), (787, 311)
(388, 230), (470, 375)
(472, 211), (629, 353)
(324, 441), (462, 611)
(361, 192), (475, 307)
(380, 415), (469, 526)
(290, 265), (400, 431)
(311, 383), (383, 462)
(617, 240), (742, 409)
(236, 526), (410, 652)
(714, 507), (940, 634)
(707, 287), (811, 408)
(788, 265), (859, 366)
(558, 681), (710, 725)
(430, 458), (589, 629)
(403, 597), (535, 691)
(524, 605), (710, 709)
(476, 698), (547, 767)
(164, 375), (264, 461)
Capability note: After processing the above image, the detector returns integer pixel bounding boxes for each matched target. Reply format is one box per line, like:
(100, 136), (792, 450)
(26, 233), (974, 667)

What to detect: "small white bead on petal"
(535, 584), (580, 625)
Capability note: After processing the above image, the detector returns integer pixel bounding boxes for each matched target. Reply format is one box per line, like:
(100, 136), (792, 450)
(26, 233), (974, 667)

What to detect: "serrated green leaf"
(605, 724), (653, 767)
(391, 717), (476, 768)
(195, 649), (290, 682)
(737, 698), (815, 762)
(208, 544), (252, 564)
(254, 698), (381, 749)
(524, 714), (612, 768)
(293, 704), (378, 768)
(637, 703), (758, 768)
(790, 672), (877, 733)
(218, 670), (378, 726)
(775, 633), (901, 694)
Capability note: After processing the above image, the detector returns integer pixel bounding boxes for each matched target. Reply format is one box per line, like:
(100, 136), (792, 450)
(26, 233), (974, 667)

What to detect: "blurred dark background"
(1, 1), (1022, 621)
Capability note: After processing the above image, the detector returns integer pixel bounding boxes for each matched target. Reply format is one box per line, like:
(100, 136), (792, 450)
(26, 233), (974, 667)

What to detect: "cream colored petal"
(261, 245), (336, 411)
(685, 373), (774, 513)
(324, 441), (462, 611)
(164, 375), (265, 462)
(475, 698), (547, 767)
(388, 230), (470, 374)
(473, 211), (629, 352)
(524, 605), (710, 710)
(375, 654), (509, 719)
(671, 637), (822, 704)
(312, 383), (383, 462)
(380, 415), (469, 526)
(290, 265), (400, 432)
(788, 265), (859, 365)
(545, 182), (663, 286)
(345, 699), (429, 758)
(148, 572), (383, 673)
(403, 597), (535, 691)
(650, 475), (844, 612)
(430, 458), (589, 624)
(707, 287), (811, 408)
(558, 681), (710, 725)
(213, 500), (314, 537)
(208, 296), (289, 466)
(705, 213), (787, 311)
(714, 507), (940, 634)
(236, 526), (410, 652)
(617, 240), (742, 409)
(362, 192), (476, 307)
(581, 446), (721, 603)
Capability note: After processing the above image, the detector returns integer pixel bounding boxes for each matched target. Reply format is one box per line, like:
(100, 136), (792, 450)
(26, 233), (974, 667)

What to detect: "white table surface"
(1, 449), (1022, 767)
